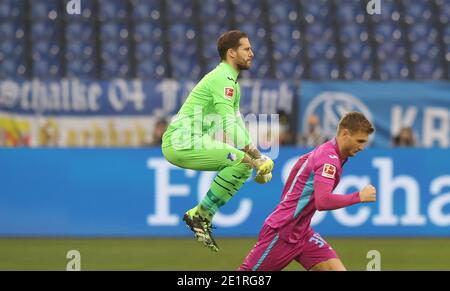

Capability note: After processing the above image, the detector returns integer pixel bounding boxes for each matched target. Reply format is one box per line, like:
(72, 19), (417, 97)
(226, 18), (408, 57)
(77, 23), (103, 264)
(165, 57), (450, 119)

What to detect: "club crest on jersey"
(322, 163), (336, 179)
(227, 152), (236, 161)
(224, 87), (234, 99)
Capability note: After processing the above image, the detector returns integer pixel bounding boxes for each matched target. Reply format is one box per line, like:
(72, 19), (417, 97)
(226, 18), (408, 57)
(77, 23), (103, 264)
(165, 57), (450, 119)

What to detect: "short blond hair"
(337, 112), (374, 134)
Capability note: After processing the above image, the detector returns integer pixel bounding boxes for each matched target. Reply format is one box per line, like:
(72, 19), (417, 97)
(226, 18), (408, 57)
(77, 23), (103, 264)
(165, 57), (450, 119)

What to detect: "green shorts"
(162, 135), (245, 172)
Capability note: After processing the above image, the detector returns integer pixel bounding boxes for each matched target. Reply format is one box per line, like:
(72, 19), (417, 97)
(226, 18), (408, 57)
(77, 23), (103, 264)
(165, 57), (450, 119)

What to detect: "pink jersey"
(265, 138), (359, 243)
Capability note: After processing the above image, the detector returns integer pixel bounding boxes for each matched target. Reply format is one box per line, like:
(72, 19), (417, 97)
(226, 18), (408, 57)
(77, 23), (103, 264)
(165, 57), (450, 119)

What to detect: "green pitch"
(0, 238), (449, 271)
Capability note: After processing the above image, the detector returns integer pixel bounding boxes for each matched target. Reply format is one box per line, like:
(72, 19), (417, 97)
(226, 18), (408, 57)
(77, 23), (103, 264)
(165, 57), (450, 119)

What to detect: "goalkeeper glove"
(255, 172), (272, 184)
(252, 155), (274, 175)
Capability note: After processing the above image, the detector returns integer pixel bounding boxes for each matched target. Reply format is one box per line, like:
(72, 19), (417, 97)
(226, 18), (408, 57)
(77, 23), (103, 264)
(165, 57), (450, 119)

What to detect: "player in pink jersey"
(239, 112), (377, 271)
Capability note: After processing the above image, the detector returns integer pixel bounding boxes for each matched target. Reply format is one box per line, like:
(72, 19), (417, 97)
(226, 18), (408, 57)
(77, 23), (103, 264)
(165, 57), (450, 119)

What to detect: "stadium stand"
(0, 0), (448, 80)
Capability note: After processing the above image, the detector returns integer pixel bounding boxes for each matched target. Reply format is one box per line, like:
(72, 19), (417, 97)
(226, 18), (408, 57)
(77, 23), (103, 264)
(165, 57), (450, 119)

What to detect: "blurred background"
(0, 0), (450, 270)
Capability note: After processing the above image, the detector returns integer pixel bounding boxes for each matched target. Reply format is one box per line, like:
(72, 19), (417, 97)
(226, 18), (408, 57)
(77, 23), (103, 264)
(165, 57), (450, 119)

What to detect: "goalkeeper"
(161, 30), (274, 252)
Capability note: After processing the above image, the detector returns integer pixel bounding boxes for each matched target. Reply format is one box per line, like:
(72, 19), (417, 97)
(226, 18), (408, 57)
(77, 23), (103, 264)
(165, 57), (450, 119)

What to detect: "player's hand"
(252, 155), (274, 175)
(254, 173), (272, 184)
(359, 184), (376, 202)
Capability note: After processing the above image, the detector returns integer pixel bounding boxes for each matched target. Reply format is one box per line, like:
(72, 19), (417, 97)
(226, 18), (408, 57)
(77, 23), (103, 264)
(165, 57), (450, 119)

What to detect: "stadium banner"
(0, 79), (297, 147)
(299, 81), (450, 148)
(1, 148), (450, 237)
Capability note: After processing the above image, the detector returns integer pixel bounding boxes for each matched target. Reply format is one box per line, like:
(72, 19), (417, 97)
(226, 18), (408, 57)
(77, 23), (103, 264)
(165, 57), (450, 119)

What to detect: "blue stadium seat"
(100, 21), (129, 41)
(301, 0), (331, 23)
(200, 0), (230, 21)
(31, 0), (59, 19)
(102, 60), (130, 78)
(379, 61), (410, 80)
(66, 41), (95, 60)
(374, 22), (402, 43)
(101, 41), (129, 61)
(413, 60), (444, 80)
(0, 58), (27, 78)
(134, 21), (162, 42)
(166, 0), (193, 22)
(132, 0), (161, 20)
(135, 42), (164, 61)
(0, 20), (24, 39)
(307, 40), (336, 60)
(32, 41), (60, 59)
(271, 23), (302, 60)
(438, 1), (450, 24)
(267, 0), (299, 24)
(305, 22), (333, 42)
(402, 0), (432, 24)
(240, 61), (271, 79)
(66, 22), (94, 41)
(170, 57), (201, 79)
(443, 23), (450, 44)
(98, 0), (127, 19)
(342, 41), (372, 60)
(203, 39), (220, 60)
(335, 0), (365, 24)
(272, 40), (303, 60)
(0, 39), (24, 58)
(234, 0), (263, 22)
(67, 59), (96, 78)
(407, 22), (437, 42)
(0, 0), (24, 18)
(377, 41), (406, 60)
(33, 59), (61, 78)
(343, 60), (373, 80)
(410, 41), (440, 62)
(339, 23), (368, 43)
(136, 59), (166, 79)
(31, 20), (58, 40)
(310, 60), (339, 80)
(275, 60), (304, 79)
(369, 0), (401, 22)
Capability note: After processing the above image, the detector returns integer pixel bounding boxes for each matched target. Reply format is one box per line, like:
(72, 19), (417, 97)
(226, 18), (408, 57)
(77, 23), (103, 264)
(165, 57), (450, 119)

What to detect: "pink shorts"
(238, 224), (338, 271)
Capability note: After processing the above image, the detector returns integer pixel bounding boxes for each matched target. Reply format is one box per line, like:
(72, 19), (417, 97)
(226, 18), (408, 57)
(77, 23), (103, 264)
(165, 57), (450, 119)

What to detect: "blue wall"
(1, 148), (450, 237)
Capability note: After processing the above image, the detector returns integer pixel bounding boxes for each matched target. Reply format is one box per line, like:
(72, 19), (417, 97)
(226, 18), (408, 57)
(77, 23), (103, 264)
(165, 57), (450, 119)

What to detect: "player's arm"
(211, 77), (251, 149)
(314, 181), (376, 211)
(313, 161), (376, 211)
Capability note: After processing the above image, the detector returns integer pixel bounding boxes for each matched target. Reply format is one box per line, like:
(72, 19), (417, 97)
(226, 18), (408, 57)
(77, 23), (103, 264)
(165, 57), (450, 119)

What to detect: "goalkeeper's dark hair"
(217, 30), (248, 61)
(337, 112), (375, 135)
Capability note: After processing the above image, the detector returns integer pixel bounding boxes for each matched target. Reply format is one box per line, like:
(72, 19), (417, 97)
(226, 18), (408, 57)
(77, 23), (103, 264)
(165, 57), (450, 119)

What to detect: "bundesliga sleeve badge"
(224, 87), (234, 99)
(321, 163), (336, 179)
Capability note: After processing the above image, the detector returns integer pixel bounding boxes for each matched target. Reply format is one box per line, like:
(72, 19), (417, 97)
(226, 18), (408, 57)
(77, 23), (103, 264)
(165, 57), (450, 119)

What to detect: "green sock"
(198, 163), (252, 221)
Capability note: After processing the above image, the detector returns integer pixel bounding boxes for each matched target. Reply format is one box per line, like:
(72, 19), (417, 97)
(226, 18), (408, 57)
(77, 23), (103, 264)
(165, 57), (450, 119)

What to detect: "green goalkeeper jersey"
(162, 62), (251, 150)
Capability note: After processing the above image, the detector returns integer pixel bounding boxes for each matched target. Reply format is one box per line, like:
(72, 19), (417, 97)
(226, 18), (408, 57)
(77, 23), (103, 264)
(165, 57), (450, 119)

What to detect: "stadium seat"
(199, 0), (230, 21)
(67, 59), (96, 78)
(98, 0), (127, 20)
(31, 20), (58, 40)
(343, 60), (374, 80)
(166, 0), (193, 22)
(66, 21), (95, 42)
(379, 61), (410, 80)
(267, 0), (299, 24)
(413, 60), (444, 80)
(136, 59), (166, 79)
(310, 60), (339, 80)
(100, 21), (129, 41)
(275, 60), (304, 79)
(0, 0), (24, 18)
(31, 0), (59, 19)
(134, 21), (162, 42)
(234, 0), (263, 22)
(132, 0), (161, 20)
(342, 42), (372, 61)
